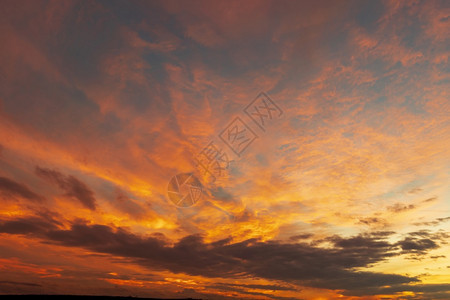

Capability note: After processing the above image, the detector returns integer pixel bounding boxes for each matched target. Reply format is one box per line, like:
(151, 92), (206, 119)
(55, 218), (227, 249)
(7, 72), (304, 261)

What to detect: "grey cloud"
(0, 176), (44, 202)
(0, 215), (60, 235)
(112, 188), (146, 218)
(387, 203), (416, 213)
(345, 283), (450, 298)
(35, 166), (96, 210)
(422, 196), (438, 203)
(397, 230), (449, 255)
(41, 223), (418, 293)
(0, 281), (41, 287)
(3, 216), (450, 297)
(413, 216), (450, 227)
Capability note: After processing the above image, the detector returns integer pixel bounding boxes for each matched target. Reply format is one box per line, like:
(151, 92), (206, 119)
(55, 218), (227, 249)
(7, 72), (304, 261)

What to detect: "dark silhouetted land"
(0, 296), (201, 300)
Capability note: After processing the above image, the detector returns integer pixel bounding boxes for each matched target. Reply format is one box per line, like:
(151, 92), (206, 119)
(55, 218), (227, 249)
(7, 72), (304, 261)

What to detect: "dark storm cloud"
(327, 231), (395, 249)
(3, 216), (450, 296)
(396, 230), (449, 255)
(0, 281), (41, 287)
(0, 214), (60, 235)
(40, 223), (417, 293)
(35, 166), (96, 210)
(0, 176), (44, 202)
(398, 237), (438, 252)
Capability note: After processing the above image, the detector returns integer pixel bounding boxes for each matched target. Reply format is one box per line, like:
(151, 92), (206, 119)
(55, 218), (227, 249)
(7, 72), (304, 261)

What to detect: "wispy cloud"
(0, 0), (448, 298)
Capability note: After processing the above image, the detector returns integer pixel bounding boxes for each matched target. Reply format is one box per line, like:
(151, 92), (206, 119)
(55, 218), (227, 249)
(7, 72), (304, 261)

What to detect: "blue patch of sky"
(354, 0), (385, 33)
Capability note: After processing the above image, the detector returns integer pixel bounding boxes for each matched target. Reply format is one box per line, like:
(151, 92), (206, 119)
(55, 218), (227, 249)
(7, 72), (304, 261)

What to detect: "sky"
(0, 0), (449, 299)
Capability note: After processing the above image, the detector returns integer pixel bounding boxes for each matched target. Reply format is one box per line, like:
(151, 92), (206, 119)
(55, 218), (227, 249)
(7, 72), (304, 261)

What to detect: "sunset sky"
(0, 0), (449, 299)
